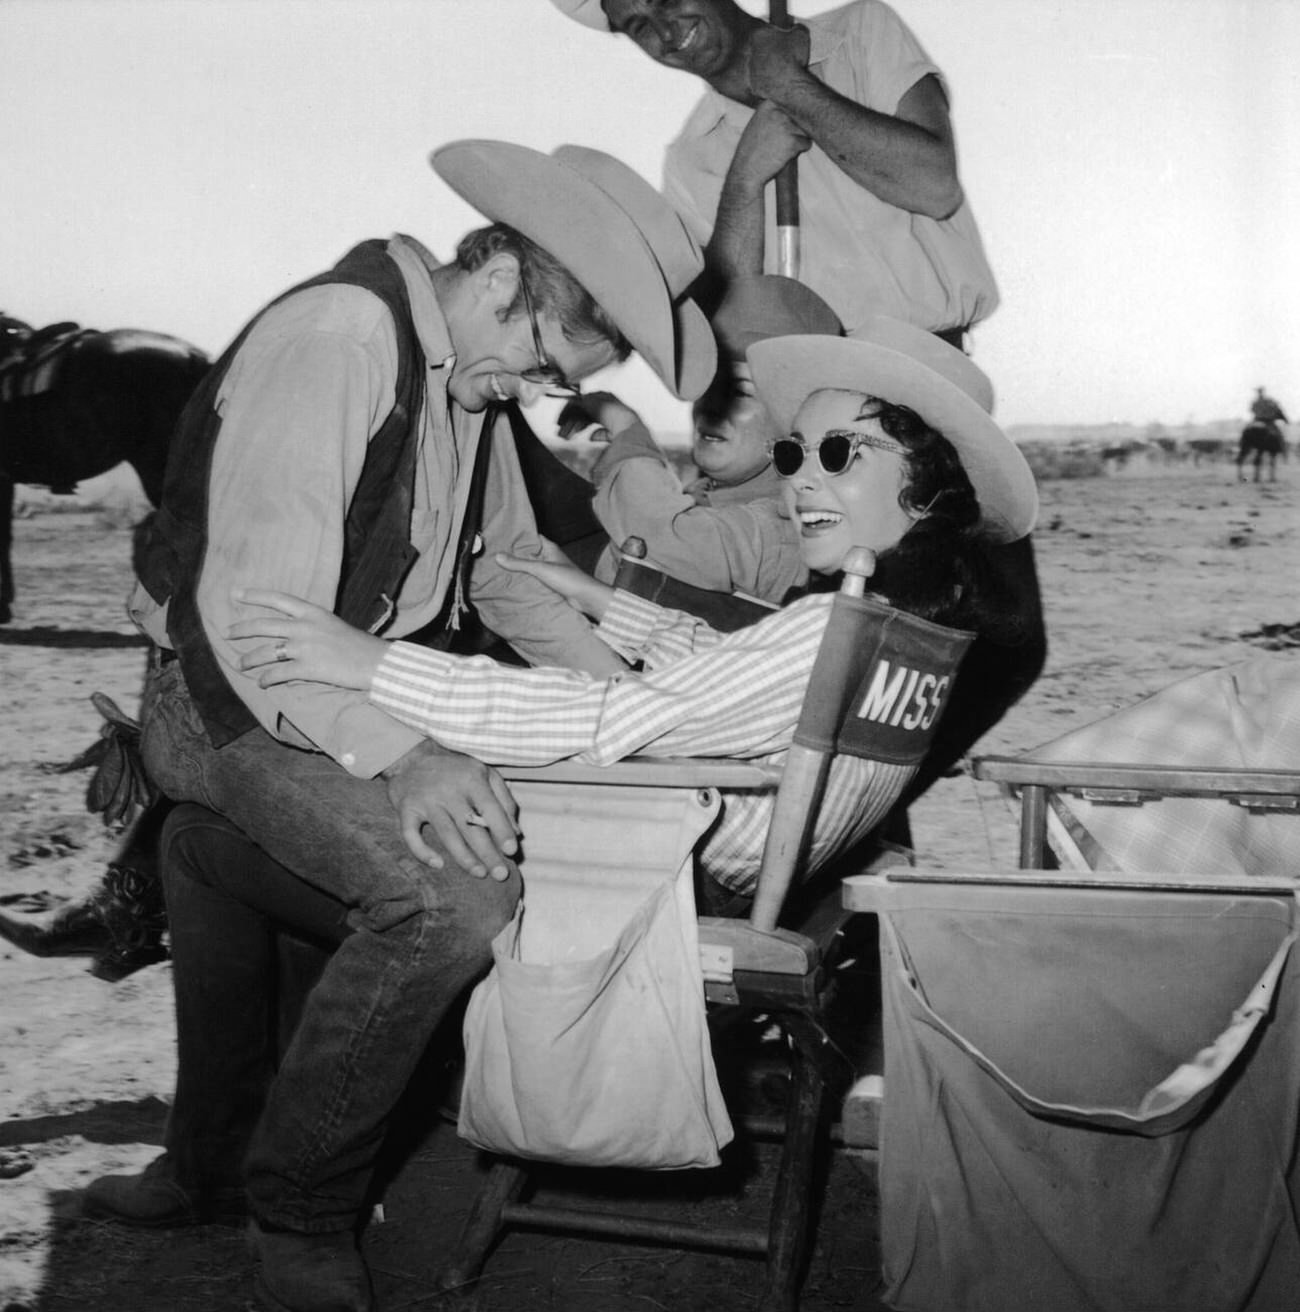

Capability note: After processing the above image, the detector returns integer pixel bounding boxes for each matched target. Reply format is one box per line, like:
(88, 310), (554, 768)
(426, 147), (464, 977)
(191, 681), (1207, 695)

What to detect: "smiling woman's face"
(778, 389), (920, 575)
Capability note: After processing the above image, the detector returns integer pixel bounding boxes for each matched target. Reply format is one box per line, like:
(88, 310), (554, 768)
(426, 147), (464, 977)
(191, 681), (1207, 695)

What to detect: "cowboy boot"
(0, 852), (169, 982)
(0, 894), (112, 958)
(87, 857), (171, 982)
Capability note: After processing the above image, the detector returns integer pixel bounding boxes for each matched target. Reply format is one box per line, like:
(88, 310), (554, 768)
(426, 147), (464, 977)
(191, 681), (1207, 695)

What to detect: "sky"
(2, 0), (1298, 437)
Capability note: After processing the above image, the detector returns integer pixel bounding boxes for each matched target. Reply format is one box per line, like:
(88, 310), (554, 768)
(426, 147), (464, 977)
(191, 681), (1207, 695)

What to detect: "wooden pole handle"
(768, 0), (800, 278)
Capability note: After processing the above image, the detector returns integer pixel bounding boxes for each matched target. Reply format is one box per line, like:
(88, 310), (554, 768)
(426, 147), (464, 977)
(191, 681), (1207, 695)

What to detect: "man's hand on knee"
(381, 742), (520, 881)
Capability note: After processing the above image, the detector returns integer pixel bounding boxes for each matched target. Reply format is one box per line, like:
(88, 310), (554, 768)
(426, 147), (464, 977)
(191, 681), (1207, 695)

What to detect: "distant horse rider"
(1250, 386), (1288, 432)
(1238, 386), (1288, 483)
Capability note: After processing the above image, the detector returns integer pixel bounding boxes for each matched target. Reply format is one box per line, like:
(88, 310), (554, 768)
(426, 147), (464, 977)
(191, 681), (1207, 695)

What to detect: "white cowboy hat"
(430, 140), (714, 401)
(747, 317), (1038, 541)
(547, 0), (612, 31)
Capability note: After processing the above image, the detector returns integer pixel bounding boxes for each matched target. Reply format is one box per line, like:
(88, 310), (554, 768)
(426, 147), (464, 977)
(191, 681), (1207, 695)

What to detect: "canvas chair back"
(610, 537), (974, 929)
(745, 548), (973, 929)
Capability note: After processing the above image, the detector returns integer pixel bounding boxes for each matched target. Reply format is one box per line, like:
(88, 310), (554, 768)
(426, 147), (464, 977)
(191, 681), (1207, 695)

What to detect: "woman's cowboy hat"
(547, 0), (613, 31)
(431, 140), (714, 401)
(747, 317), (1038, 541)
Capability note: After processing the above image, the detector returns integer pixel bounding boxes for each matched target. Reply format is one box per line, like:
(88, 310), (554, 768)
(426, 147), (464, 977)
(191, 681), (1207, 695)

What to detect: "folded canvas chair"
(439, 545), (973, 1312)
(845, 654), (1300, 1312)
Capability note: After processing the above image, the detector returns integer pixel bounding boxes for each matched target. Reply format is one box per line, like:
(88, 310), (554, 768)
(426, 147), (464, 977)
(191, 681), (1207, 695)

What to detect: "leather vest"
(137, 240), (432, 747)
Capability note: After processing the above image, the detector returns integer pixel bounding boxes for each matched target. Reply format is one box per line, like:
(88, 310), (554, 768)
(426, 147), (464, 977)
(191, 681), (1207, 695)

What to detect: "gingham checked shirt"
(371, 590), (914, 893)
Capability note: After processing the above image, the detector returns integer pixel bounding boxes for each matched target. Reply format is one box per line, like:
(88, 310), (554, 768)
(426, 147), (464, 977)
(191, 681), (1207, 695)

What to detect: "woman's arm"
(230, 589), (389, 689)
(231, 589), (833, 768)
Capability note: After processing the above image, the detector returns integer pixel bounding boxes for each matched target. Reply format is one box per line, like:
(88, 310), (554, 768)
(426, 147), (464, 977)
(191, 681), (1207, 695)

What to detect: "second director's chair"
(843, 658), (1300, 1312)
(436, 547), (973, 1312)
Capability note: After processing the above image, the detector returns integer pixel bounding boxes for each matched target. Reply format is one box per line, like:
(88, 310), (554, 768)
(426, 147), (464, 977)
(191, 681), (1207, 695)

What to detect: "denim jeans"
(161, 803), (345, 1200)
(142, 658), (520, 1232)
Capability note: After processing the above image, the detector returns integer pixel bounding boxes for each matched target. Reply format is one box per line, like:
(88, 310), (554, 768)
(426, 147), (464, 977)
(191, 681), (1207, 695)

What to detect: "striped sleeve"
(597, 589), (726, 667)
(368, 594), (832, 767)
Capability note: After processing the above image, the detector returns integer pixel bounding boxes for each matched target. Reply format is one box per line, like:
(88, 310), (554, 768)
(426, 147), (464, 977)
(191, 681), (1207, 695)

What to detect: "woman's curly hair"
(845, 396), (1025, 645)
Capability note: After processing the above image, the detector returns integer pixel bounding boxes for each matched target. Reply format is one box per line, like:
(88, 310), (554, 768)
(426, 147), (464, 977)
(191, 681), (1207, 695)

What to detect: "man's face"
(602, 0), (747, 81)
(446, 255), (618, 412)
(690, 360), (780, 486)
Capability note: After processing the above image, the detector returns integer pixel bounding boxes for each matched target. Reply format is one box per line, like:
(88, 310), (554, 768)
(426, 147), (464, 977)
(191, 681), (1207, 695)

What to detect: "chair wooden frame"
(437, 550), (973, 1312)
(973, 755), (1300, 869)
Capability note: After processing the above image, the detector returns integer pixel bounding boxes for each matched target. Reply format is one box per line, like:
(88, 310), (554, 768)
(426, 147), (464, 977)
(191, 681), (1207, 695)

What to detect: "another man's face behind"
(447, 253), (619, 412)
(690, 360), (781, 486)
(602, 0), (748, 80)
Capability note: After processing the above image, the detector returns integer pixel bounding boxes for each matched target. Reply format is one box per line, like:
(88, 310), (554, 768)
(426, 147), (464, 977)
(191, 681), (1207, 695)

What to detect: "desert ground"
(0, 453), (1296, 1311)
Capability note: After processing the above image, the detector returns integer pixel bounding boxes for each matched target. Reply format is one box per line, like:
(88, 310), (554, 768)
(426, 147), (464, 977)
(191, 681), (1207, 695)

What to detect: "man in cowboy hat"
(548, 0), (998, 347)
(83, 140), (714, 1312)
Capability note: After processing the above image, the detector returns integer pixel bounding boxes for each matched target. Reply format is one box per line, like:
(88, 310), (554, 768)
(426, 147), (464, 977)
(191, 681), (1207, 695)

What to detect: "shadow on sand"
(0, 627), (148, 649)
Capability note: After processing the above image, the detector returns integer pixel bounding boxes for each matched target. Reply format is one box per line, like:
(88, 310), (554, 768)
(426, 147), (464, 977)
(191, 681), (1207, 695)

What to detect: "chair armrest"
(498, 757), (780, 789)
(972, 756), (1300, 808)
(697, 917), (820, 977)
(843, 866), (1300, 911)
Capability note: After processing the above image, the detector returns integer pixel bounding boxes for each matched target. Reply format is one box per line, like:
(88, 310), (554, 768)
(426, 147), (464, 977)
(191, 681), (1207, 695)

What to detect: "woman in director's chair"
(228, 315), (1038, 906)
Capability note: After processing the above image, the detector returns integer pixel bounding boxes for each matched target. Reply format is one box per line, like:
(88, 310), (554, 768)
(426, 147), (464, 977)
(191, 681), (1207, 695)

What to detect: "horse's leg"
(0, 473), (13, 624)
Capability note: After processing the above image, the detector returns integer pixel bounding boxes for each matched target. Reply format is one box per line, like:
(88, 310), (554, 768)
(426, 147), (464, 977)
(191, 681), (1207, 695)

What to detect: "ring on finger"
(465, 810), (488, 828)
(275, 640), (289, 663)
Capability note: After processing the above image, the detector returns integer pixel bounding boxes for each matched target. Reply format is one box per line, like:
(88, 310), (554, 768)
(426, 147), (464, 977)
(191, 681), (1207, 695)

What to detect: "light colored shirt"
(370, 589), (913, 893)
(661, 0), (999, 334)
(129, 235), (616, 778)
(589, 420), (808, 600)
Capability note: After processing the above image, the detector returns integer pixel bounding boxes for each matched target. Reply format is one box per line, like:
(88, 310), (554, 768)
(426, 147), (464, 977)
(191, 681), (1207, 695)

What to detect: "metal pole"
(768, 0), (800, 279)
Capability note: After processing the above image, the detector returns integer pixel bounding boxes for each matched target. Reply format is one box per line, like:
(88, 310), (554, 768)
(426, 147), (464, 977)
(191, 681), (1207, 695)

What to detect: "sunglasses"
(518, 276), (580, 396)
(770, 429), (907, 478)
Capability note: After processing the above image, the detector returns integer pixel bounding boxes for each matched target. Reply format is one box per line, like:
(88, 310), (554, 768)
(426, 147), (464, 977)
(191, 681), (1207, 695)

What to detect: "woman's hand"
(496, 553), (615, 622)
(228, 589), (387, 690)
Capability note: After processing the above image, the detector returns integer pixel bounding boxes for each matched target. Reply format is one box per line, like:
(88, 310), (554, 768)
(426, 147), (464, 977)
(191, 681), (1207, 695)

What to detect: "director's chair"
(437, 545), (973, 1312)
(842, 663), (1300, 1312)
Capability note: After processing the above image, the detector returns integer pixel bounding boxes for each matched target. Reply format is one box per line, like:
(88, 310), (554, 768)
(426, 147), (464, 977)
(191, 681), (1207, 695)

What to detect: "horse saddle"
(0, 324), (90, 402)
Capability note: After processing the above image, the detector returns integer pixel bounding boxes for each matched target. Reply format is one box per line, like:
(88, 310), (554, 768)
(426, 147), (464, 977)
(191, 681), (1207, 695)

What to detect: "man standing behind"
(549, 0), (998, 344)
(88, 141), (714, 1312)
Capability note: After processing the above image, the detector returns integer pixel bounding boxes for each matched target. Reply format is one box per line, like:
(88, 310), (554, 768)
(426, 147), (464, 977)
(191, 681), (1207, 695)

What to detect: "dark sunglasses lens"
(818, 433), (853, 474)
(771, 440), (804, 477)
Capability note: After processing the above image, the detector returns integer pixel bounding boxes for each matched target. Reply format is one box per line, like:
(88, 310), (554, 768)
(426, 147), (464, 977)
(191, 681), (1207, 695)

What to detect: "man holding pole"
(549, 0), (998, 347)
(550, 2), (1043, 845)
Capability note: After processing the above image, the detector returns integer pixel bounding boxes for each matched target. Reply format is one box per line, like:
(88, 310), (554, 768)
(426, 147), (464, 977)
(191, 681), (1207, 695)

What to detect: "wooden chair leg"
(438, 1157), (529, 1297)
(759, 1019), (828, 1312)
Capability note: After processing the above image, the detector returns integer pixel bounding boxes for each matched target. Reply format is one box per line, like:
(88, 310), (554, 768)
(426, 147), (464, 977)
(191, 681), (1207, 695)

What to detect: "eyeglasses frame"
(517, 275), (580, 397)
(769, 428), (908, 479)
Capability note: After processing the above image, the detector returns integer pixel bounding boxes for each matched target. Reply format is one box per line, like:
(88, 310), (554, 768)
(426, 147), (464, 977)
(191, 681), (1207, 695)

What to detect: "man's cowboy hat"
(547, 0), (613, 31)
(710, 275), (841, 361)
(747, 317), (1038, 541)
(431, 140), (714, 401)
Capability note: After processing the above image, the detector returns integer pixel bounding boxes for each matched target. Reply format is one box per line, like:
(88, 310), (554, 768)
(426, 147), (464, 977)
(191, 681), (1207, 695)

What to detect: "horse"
(0, 313), (210, 622)
(1236, 419), (1286, 483)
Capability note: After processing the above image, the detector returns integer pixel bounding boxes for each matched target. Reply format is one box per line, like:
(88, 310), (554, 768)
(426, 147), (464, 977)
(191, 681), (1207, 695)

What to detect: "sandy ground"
(0, 460), (1295, 1311)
